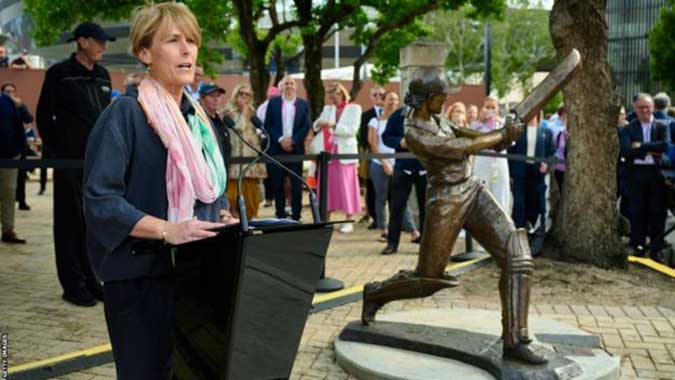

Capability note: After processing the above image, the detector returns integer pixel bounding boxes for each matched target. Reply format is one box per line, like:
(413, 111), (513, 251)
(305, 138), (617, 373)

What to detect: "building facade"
(607, 0), (668, 106)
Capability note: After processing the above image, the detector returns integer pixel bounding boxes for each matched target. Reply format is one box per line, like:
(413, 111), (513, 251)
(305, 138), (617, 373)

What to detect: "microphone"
(226, 117), (321, 231)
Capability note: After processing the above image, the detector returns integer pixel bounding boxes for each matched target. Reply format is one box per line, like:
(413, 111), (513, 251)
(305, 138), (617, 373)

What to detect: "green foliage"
(24, 0), (141, 46)
(426, 6), (485, 84)
(24, 0), (232, 75)
(649, 0), (675, 90)
(349, 0), (505, 86)
(543, 91), (563, 116)
(426, 3), (554, 97)
(369, 22), (430, 85)
(491, 7), (553, 97)
(265, 33), (302, 65)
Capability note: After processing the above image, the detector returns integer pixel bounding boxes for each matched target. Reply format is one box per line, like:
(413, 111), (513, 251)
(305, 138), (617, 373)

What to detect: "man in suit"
(358, 87), (385, 228)
(264, 76), (311, 220)
(380, 106), (425, 255)
(620, 93), (671, 261)
(508, 114), (555, 234)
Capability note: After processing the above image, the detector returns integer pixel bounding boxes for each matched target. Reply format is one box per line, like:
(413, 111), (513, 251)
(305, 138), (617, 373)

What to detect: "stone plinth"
(334, 308), (620, 380)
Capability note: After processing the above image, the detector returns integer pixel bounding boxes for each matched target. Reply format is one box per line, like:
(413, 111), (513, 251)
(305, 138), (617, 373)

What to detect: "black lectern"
(172, 219), (334, 380)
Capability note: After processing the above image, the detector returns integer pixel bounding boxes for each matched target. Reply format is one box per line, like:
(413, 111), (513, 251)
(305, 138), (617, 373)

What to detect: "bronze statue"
(361, 70), (547, 365)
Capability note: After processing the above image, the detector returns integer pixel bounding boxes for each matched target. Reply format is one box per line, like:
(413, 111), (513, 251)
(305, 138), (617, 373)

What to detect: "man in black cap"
(36, 22), (115, 307)
(199, 83), (232, 171)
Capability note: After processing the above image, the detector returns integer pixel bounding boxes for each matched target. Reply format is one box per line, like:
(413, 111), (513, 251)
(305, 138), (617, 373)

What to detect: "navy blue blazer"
(83, 93), (227, 282)
(263, 96), (311, 155)
(619, 118), (670, 167)
(382, 107), (425, 173)
(654, 110), (675, 145)
(507, 126), (555, 178)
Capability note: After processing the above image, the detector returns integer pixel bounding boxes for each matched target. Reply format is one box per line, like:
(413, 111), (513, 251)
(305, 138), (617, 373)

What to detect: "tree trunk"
(350, 57), (366, 101)
(302, 34), (325, 119)
(272, 46), (287, 86)
(233, 0), (271, 106)
(546, 0), (626, 268)
(248, 43), (271, 106)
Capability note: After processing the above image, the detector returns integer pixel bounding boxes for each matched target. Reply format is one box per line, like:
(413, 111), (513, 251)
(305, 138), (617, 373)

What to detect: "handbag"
(308, 129), (325, 155)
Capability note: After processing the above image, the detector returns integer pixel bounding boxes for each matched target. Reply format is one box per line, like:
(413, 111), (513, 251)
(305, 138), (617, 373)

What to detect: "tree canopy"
(24, 0), (232, 73)
(426, 1), (554, 97)
(25, 0), (509, 113)
(649, 0), (675, 91)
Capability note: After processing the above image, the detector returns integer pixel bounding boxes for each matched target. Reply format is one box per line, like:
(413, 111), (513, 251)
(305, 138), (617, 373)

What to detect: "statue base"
(334, 308), (619, 380)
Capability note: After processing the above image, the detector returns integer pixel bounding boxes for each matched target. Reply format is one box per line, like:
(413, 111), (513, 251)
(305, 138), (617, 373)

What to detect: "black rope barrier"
(0, 151), (564, 170)
(0, 150), (566, 292)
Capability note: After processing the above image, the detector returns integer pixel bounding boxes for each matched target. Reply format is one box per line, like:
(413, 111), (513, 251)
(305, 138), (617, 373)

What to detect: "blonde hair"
(326, 82), (350, 103)
(226, 83), (255, 114)
(482, 96), (499, 108)
(446, 102), (467, 126)
(129, 2), (201, 60)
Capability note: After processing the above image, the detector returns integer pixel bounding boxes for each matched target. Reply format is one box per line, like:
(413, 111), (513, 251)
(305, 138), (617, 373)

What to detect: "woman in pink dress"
(313, 83), (362, 233)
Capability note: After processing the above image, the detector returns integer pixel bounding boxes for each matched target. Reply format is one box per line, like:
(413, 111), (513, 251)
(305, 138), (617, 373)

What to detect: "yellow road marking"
(11, 255), (492, 374)
(10, 343), (111, 373)
(311, 255), (490, 304)
(628, 255), (675, 278)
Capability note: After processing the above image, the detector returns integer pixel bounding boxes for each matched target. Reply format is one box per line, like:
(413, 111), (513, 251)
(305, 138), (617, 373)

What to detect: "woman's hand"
(220, 210), (240, 225)
(241, 105), (252, 119)
(317, 121), (333, 131)
(382, 161), (394, 176)
(163, 219), (225, 245)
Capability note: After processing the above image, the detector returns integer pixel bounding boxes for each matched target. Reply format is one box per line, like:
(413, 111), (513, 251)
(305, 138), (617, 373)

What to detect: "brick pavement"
(1, 180), (674, 380)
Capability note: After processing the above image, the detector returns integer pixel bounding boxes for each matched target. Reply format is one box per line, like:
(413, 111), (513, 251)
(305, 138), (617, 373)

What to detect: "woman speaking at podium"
(82, 3), (231, 379)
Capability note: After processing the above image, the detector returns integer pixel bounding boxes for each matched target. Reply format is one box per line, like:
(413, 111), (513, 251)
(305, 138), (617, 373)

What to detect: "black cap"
(199, 83), (226, 96)
(67, 22), (116, 42)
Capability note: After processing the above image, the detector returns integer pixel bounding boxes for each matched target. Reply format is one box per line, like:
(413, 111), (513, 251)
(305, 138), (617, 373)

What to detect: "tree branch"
(268, 0), (280, 27)
(263, 20), (303, 46)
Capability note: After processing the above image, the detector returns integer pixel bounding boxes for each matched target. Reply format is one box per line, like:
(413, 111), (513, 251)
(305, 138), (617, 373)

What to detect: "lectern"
(172, 220), (334, 380)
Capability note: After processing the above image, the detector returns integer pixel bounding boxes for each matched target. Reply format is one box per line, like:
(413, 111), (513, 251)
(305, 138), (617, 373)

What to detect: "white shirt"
(634, 118), (655, 165)
(282, 96), (296, 139)
(526, 126), (537, 163)
(185, 83), (201, 101)
(368, 117), (395, 166)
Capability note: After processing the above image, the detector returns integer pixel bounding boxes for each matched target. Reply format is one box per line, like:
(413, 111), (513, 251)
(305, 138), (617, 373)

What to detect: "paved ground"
(1, 180), (674, 380)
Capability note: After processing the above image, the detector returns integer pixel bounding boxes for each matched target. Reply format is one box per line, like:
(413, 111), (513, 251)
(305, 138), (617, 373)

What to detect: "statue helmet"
(404, 68), (452, 109)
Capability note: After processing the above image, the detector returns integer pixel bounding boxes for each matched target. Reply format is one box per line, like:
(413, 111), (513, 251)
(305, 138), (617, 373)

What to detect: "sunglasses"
(239, 91), (252, 98)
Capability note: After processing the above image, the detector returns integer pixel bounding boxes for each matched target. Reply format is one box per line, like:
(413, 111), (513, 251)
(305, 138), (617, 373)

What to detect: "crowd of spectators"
(4, 19), (675, 315)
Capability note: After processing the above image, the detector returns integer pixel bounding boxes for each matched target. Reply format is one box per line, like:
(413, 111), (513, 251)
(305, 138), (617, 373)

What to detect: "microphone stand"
(227, 117), (343, 292)
(226, 118), (321, 230)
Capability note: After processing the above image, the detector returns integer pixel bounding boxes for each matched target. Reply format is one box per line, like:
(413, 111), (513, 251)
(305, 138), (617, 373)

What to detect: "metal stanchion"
(315, 151), (345, 292)
(450, 231), (487, 262)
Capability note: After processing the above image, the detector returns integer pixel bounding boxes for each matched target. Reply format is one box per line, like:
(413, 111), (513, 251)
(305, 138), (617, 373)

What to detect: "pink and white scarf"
(137, 77), (226, 222)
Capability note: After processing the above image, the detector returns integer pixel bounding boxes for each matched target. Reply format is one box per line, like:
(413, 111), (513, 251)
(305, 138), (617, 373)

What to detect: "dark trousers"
(40, 168), (47, 192)
(618, 175), (631, 220)
(511, 169), (547, 230)
(628, 166), (667, 251)
(104, 276), (174, 380)
(268, 161), (303, 220)
(16, 169), (27, 205)
(387, 169), (426, 249)
(554, 170), (564, 191)
(263, 173), (274, 201)
(53, 168), (96, 295)
(15, 151), (29, 205)
(366, 177), (376, 223)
